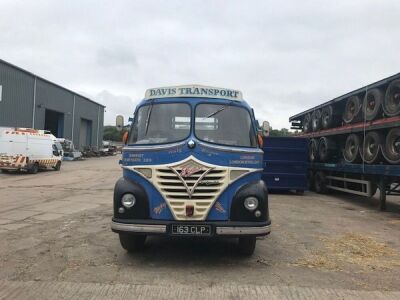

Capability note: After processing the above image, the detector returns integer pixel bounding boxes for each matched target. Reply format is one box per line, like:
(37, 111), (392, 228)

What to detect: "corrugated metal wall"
(0, 60), (104, 150)
(0, 61), (35, 127)
(34, 79), (75, 138)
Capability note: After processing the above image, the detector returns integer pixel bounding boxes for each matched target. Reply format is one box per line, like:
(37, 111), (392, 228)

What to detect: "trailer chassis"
(310, 162), (400, 211)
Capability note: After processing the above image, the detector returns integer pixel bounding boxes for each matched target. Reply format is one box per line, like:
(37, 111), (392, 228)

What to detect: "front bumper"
(111, 219), (271, 237)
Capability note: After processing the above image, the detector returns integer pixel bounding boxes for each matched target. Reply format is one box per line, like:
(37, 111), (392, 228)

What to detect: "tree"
(269, 128), (294, 137)
(103, 126), (128, 142)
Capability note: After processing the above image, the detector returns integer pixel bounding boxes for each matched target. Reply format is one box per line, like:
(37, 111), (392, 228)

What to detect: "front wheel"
(119, 234), (146, 252)
(28, 163), (39, 174)
(54, 161), (61, 171)
(238, 236), (256, 256)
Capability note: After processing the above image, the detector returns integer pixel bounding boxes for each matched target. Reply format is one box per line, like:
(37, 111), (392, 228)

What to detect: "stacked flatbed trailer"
(289, 73), (400, 210)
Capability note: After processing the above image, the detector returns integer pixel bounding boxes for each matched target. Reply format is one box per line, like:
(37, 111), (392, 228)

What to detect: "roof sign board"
(144, 85), (243, 101)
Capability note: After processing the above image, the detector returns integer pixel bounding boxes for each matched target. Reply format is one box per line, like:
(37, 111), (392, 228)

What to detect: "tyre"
(311, 110), (322, 131)
(314, 171), (328, 194)
(382, 128), (400, 164)
(318, 137), (337, 162)
(119, 234), (146, 252)
(28, 163), (39, 174)
(53, 161), (62, 171)
(362, 88), (383, 121)
(343, 134), (362, 163)
(360, 131), (383, 164)
(321, 105), (334, 129)
(238, 236), (256, 256)
(308, 170), (315, 191)
(369, 183), (378, 197)
(309, 139), (319, 162)
(343, 96), (362, 123)
(303, 113), (311, 133)
(383, 80), (400, 117)
(295, 190), (304, 195)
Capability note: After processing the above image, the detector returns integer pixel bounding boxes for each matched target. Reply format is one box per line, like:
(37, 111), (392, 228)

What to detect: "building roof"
(0, 58), (105, 108)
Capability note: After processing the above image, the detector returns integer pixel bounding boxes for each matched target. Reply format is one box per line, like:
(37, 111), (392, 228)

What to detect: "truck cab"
(111, 85), (270, 255)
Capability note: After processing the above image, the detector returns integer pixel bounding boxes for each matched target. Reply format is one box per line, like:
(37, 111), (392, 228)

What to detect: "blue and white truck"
(111, 85), (271, 255)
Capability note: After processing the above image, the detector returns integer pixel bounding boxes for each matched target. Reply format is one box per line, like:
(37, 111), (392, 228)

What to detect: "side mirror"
(116, 115), (124, 132)
(53, 150), (59, 156)
(122, 131), (129, 145)
(262, 121), (270, 137)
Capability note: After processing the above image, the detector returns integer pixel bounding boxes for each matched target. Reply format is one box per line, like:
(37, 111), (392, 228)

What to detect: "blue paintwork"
(121, 97), (263, 221)
(262, 137), (309, 191)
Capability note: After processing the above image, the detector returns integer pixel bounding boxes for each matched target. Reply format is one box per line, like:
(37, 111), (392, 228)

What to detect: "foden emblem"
(169, 161), (214, 198)
(180, 166), (202, 177)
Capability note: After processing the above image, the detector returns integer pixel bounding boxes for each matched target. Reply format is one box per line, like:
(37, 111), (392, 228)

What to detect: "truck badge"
(169, 160), (214, 198)
(180, 166), (202, 177)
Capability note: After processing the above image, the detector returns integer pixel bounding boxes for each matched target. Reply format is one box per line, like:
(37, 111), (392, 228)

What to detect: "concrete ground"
(0, 156), (400, 299)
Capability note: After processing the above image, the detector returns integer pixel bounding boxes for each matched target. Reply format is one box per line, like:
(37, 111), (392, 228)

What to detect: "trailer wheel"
(311, 109), (322, 131)
(363, 88), (383, 121)
(238, 237), (256, 256)
(308, 170), (315, 191)
(318, 137), (337, 162)
(321, 105), (334, 129)
(383, 79), (400, 117)
(382, 128), (400, 164)
(314, 171), (328, 194)
(360, 131), (383, 164)
(119, 234), (146, 252)
(303, 113), (311, 133)
(53, 161), (62, 171)
(28, 163), (39, 174)
(309, 139), (319, 162)
(343, 96), (361, 123)
(369, 183), (378, 197)
(343, 134), (362, 163)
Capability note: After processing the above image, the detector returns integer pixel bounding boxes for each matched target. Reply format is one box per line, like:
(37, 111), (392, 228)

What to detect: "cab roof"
(144, 85), (243, 101)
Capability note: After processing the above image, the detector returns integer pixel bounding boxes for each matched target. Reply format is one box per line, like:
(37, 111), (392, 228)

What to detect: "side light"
(135, 168), (152, 178)
(230, 170), (248, 181)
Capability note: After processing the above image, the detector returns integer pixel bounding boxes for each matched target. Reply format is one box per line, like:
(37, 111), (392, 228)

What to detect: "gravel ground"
(0, 156), (399, 298)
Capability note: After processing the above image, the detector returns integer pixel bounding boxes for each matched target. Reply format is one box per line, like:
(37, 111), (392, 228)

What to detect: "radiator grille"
(154, 160), (229, 220)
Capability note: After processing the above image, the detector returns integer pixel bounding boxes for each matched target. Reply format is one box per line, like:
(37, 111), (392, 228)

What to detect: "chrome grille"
(154, 163), (228, 220)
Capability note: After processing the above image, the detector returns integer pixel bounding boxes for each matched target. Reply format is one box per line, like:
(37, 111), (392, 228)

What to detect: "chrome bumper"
(111, 221), (271, 236)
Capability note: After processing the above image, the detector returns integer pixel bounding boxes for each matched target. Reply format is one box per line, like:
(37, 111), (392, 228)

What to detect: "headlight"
(244, 196), (258, 211)
(121, 193), (136, 208)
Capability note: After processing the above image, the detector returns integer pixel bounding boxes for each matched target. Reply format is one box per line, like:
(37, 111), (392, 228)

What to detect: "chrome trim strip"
(215, 225), (271, 235)
(123, 141), (186, 152)
(111, 221), (167, 233)
(197, 141), (264, 154)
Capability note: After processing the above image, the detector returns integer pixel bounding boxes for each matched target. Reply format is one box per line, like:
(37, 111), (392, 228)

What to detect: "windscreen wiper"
(205, 100), (233, 118)
(144, 100), (154, 135)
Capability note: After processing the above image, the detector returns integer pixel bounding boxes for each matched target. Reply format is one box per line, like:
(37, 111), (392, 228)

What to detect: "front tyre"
(53, 161), (61, 171)
(119, 234), (146, 252)
(238, 236), (256, 256)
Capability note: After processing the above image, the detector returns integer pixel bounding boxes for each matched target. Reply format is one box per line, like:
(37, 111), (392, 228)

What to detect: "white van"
(0, 127), (63, 174)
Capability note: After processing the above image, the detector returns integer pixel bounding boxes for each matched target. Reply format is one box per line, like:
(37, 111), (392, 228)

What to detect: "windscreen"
(195, 104), (257, 147)
(129, 103), (191, 145)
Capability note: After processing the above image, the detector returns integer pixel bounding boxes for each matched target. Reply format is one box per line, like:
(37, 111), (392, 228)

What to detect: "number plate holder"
(170, 224), (212, 236)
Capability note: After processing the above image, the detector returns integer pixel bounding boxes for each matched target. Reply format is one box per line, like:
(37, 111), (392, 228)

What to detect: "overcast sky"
(1, 0), (399, 129)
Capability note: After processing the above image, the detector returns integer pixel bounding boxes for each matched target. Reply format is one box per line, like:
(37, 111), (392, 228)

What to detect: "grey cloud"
(0, 0), (399, 129)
